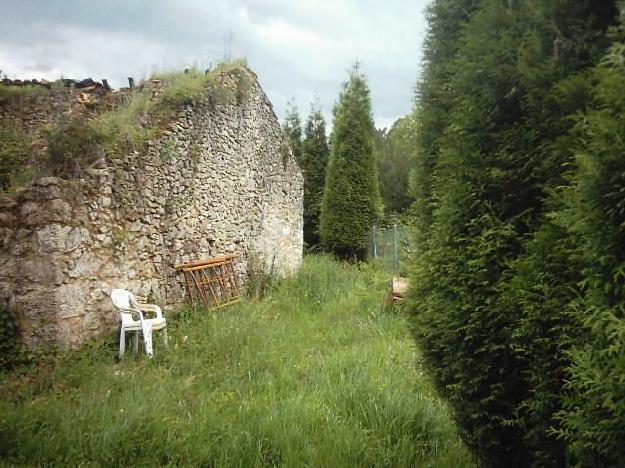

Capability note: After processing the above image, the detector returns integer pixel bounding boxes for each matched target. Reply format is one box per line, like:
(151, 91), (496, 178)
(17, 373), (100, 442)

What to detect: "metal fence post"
(393, 224), (398, 273)
(372, 225), (377, 259)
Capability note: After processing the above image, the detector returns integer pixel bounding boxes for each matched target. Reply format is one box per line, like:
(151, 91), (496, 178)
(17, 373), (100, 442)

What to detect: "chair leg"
(119, 329), (125, 359)
(133, 331), (139, 354)
(162, 328), (169, 348)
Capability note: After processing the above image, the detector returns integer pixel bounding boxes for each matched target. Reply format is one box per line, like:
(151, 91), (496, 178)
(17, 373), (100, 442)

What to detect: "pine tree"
(301, 101), (329, 248)
(283, 99), (302, 163)
(320, 64), (381, 260)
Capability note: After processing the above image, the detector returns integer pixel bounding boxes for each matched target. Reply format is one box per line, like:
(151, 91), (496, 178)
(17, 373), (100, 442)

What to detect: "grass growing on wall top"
(0, 84), (52, 104)
(93, 59), (254, 156)
(0, 255), (473, 467)
(2, 60), (255, 184)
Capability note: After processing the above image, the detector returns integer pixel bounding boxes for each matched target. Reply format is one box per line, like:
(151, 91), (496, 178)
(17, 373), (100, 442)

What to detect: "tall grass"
(0, 255), (473, 466)
(92, 60), (253, 156)
(0, 84), (50, 103)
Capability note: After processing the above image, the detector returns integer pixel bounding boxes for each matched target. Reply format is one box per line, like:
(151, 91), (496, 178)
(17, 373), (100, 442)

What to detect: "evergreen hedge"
(408, 0), (622, 466)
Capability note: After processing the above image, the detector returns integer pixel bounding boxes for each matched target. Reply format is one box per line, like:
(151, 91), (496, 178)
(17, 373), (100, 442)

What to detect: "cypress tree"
(301, 101), (329, 248)
(408, 0), (619, 465)
(410, 0), (479, 249)
(320, 64), (381, 260)
(556, 21), (625, 464)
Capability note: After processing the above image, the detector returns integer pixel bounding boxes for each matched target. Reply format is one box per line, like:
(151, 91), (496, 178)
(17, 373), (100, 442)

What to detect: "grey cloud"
(1, 0), (429, 128)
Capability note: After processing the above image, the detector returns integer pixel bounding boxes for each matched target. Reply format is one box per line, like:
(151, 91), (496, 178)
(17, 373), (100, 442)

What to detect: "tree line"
(283, 65), (383, 259)
(283, 65), (417, 259)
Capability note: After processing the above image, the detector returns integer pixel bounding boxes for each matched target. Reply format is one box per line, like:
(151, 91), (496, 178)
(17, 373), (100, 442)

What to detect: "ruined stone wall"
(0, 81), (130, 136)
(0, 76), (303, 349)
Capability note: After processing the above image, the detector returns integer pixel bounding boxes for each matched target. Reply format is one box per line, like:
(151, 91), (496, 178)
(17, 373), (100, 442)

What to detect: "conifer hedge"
(408, 0), (622, 466)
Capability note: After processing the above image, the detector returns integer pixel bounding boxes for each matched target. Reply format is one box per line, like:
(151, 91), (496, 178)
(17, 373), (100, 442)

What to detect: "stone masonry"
(0, 70), (303, 349)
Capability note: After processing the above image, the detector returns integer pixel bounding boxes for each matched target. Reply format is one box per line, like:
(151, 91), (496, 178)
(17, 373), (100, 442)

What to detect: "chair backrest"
(111, 289), (136, 313)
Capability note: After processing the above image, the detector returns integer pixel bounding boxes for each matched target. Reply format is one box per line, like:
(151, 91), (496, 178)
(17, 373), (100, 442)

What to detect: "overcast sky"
(0, 0), (429, 129)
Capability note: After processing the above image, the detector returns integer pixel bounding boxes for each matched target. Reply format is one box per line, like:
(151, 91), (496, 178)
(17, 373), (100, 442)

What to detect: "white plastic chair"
(110, 289), (168, 359)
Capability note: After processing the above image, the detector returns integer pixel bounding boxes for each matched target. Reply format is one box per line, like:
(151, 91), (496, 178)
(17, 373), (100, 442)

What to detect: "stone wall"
(0, 80), (129, 136)
(0, 72), (303, 349)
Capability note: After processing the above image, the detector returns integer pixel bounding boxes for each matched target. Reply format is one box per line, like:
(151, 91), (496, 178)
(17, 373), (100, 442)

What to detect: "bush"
(0, 126), (31, 191)
(45, 61), (254, 176)
(0, 303), (29, 371)
(245, 253), (279, 299)
(0, 84), (49, 104)
(45, 118), (104, 178)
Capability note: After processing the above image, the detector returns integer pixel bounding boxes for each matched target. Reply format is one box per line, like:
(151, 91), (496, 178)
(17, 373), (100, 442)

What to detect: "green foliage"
(0, 84), (49, 103)
(501, 215), (584, 466)
(553, 39), (625, 466)
(45, 118), (104, 178)
(0, 256), (473, 466)
(245, 253), (280, 299)
(301, 101), (329, 248)
(320, 64), (382, 260)
(282, 99), (302, 164)
(93, 89), (154, 155)
(408, 0), (621, 465)
(0, 126), (31, 192)
(374, 116), (417, 215)
(159, 138), (177, 163)
(36, 61), (253, 185)
(0, 303), (29, 371)
(155, 63), (253, 117)
(409, 0), (479, 249)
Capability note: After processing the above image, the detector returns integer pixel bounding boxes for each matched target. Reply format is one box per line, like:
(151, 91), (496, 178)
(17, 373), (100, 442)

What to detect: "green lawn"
(0, 255), (473, 467)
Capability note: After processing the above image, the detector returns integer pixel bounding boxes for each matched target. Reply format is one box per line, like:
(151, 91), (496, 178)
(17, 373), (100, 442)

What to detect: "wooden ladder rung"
(178, 256), (241, 310)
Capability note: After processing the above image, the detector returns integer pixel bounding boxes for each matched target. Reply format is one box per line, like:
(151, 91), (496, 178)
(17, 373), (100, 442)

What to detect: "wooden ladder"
(176, 254), (241, 310)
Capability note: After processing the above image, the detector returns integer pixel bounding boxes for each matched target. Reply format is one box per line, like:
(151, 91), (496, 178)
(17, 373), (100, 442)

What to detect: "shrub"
(0, 126), (31, 191)
(0, 303), (28, 371)
(245, 253), (279, 299)
(45, 118), (104, 178)
(407, 0), (619, 465)
(0, 84), (49, 104)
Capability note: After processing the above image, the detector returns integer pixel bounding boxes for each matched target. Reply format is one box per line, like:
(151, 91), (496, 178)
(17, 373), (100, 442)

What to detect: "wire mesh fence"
(368, 224), (413, 274)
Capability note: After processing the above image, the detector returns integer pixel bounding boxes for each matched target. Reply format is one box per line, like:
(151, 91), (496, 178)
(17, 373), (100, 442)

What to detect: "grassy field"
(0, 255), (473, 467)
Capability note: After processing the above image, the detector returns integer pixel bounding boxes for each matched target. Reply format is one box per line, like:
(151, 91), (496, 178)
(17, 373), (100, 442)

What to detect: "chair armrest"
(135, 302), (162, 319)
(129, 309), (144, 322)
